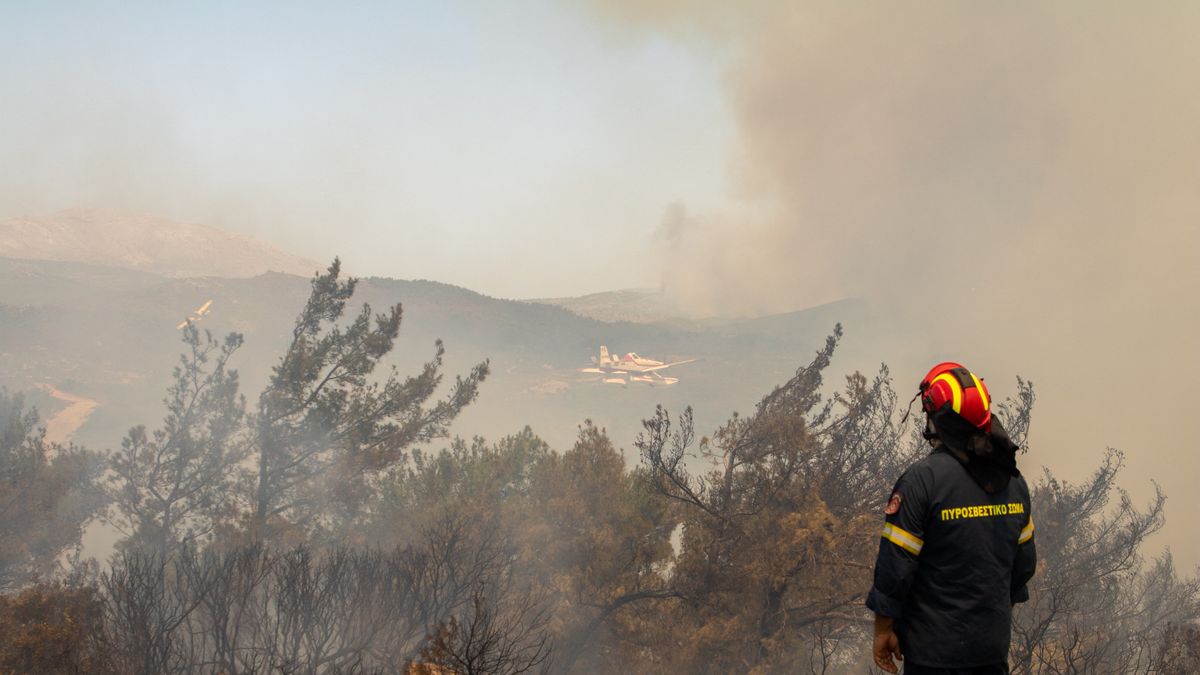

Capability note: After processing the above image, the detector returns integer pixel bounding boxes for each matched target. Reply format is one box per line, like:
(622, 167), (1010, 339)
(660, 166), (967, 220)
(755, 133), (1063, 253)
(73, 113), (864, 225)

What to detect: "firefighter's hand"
(873, 614), (902, 673)
(873, 632), (901, 673)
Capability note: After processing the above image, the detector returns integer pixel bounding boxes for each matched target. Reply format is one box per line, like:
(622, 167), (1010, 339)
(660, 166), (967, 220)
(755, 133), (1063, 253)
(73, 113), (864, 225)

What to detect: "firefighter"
(867, 362), (1037, 674)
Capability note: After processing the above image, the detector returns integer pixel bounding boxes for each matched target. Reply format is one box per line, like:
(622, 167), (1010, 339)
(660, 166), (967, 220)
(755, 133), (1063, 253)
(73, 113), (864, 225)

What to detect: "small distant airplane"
(176, 300), (214, 330)
(579, 346), (698, 386)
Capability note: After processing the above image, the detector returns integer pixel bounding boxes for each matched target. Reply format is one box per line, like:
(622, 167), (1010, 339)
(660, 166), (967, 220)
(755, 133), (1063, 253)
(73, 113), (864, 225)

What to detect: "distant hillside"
(530, 288), (693, 323)
(0, 210), (889, 453)
(0, 208), (321, 278)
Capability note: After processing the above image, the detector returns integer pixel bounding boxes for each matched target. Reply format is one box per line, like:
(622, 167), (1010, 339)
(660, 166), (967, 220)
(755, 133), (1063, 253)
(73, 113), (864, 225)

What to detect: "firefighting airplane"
(175, 300), (213, 330)
(578, 346), (698, 386)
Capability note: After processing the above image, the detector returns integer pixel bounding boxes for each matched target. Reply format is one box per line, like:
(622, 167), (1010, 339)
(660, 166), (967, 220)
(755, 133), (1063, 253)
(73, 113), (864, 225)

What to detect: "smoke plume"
(594, 1), (1200, 565)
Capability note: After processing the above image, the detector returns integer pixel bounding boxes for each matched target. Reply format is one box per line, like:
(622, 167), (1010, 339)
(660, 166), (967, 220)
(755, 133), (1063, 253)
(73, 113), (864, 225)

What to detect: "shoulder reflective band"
(1018, 518), (1035, 544)
(882, 522), (924, 556)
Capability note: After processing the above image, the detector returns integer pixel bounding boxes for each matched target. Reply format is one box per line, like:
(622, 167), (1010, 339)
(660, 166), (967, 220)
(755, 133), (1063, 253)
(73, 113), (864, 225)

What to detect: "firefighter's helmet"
(919, 361), (992, 431)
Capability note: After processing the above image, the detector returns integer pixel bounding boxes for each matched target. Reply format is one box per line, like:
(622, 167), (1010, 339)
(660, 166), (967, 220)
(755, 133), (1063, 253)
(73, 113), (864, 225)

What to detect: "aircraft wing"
(640, 358), (699, 372)
(580, 367), (629, 375)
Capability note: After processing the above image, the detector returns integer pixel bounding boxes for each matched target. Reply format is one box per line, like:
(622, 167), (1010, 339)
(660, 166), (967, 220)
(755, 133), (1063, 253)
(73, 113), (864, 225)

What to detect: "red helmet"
(920, 361), (992, 431)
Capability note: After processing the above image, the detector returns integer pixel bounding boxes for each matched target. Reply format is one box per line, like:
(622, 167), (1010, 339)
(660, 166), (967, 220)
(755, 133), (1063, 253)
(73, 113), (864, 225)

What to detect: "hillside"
(0, 208), (321, 278)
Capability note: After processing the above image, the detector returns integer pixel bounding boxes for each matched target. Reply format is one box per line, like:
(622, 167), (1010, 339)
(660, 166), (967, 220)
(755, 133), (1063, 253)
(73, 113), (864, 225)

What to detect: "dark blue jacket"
(866, 445), (1037, 668)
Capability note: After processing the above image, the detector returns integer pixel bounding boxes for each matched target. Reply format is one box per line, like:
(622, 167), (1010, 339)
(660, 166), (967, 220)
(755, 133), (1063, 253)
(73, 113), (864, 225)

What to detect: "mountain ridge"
(0, 210), (881, 456)
(0, 208), (321, 278)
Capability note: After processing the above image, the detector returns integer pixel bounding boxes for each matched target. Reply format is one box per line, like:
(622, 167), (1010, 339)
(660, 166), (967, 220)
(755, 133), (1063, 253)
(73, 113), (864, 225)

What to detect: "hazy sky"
(4, 2), (1199, 566)
(0, 0), (732, 298)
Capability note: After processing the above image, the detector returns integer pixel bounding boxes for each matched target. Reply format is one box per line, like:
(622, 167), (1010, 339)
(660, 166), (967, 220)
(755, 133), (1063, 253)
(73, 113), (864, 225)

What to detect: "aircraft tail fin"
(599, 345), (610, 365)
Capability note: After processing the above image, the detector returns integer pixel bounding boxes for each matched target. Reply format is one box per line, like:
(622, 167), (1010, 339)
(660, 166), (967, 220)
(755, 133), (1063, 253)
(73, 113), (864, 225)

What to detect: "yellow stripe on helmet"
(931, 372), (963, 414)
(970, 371), (989, 411)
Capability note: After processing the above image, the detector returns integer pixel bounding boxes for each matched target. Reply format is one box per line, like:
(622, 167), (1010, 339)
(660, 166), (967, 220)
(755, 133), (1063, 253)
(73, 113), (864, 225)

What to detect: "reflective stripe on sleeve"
(882, 522), (924, 556)
(1018, 518), (1035, 544)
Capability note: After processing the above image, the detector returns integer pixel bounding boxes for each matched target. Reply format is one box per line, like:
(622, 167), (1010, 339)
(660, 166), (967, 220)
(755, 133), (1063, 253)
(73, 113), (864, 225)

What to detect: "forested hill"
(0, 255), (883, 453)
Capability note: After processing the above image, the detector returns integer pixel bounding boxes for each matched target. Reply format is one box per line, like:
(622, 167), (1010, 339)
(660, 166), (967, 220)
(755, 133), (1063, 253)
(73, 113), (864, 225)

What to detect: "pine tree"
(104, 324), (245, 556)
(251, 259), (489, 542)
(0, 390), (106, 591)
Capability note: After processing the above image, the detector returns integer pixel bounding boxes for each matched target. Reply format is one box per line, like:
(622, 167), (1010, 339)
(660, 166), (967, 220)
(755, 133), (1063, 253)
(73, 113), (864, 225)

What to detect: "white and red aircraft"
(579, 346), (698, 386)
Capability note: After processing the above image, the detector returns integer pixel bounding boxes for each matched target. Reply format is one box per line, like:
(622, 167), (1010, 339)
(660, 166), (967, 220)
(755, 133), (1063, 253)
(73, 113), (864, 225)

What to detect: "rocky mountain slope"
(0, 208), (321, 278)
